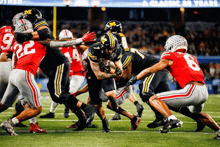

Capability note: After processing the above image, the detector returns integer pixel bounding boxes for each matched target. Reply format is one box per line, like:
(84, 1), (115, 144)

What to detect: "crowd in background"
(50, 20), (220, 56)
(2, 20), (220, 93)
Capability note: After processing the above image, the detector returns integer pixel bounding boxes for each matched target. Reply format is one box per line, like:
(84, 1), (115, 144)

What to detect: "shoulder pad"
(34, 18), (48, 30)
(87, 44), (100, 62)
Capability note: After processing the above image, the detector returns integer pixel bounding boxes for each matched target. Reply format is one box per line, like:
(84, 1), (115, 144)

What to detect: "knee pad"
(139, 92), (154, 103)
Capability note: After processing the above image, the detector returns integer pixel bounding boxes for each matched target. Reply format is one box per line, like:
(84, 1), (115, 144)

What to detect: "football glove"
(100, 62), (111, 73)
(126, 75), (138, 88)
(115, 67), (122, 76)
(82, 32), (96, 42)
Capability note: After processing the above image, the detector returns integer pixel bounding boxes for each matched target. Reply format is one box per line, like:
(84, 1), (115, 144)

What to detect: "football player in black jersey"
(13, 8), (97, 130)
(70, 32), (141, 131)
(105, 20), (144, 121)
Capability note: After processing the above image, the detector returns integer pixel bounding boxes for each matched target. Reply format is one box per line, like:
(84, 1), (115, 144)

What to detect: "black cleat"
(15, 122), (27, 127)
(109, 113), (121, 121)
(83, 105), (97, 116)
(39, 112), (54, 118)
(214, 130), (220, 140)
(64, 107), (70, 118)
(136, 104), (144, 117)
(147, 116), (168, 128)
(130, 115), (141, 130)
(86, 113), (95, 126)
(193, 120), (206, 132)
(102, 117), (110, 133)
(214, 134), (220, 140)
(159, 119), (183, 133)
(74, 119), (87, 131)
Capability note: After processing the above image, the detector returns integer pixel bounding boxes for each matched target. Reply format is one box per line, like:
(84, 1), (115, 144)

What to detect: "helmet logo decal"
(109, 22), (116, 27)
(101, 36), (107, 45)
(24, 10), (32, 15)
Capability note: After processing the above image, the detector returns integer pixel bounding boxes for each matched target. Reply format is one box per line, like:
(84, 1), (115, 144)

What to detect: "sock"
(50, 101), (58, 113)
(80, 103), (87, 110)
(134, 101), (139, 106)
(11, 117), (19, 125)
(29, 117), (37, 124)
(168, 115), (177, 121)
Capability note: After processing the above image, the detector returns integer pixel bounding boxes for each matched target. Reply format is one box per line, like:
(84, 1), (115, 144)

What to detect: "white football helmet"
(14, 19), (33, 33)
(164, 35), (188, 53)
(12, 12), (24, 27)
(59, 29), (74, 40)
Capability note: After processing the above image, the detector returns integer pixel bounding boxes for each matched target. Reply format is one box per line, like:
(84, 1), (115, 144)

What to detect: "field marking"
(0, 130), (217, 135)
(20, 119), (220, 124)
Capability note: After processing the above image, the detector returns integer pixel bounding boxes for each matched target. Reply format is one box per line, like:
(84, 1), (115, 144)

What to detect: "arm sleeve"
(161, 52), (173, 60)
(122, 55), (132, 69)
(49, 38), (83, 47)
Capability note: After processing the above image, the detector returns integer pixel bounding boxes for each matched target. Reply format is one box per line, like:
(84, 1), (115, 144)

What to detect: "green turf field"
(0, 92), (220, 147)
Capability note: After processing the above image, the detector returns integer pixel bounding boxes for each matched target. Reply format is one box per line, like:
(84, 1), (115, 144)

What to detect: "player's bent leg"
(0, 103), (9, 113)
(12, 100), (27, 127)
(129, 93), (144, 117)
(71, 107), (87, 131)
(106, 101), (141, 130)
(95, 103), (110, 133)
(39, 100), (57, 118)
(197, 111), (220, 132)
(16, 106), (42, 122)
(149, 95), (182, 133)
(171, 107), (206, 132)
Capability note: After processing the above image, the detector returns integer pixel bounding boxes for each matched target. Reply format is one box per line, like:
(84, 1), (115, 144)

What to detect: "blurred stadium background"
(1, 0), (220, 94)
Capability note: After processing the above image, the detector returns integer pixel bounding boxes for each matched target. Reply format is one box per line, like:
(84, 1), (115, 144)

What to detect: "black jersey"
(86, 42), (122, 77)
(33, 18), (68, 74)
(87, 42), (122, 62)
(121, 48), (159, 75)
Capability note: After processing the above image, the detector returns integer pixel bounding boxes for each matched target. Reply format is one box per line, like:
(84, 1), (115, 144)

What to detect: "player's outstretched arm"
(137, 59), (171, 80)
(48, 32), (96, 48)
(126, 59), (172, 88)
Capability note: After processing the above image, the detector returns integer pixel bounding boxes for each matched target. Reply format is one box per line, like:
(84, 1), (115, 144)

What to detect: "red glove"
(82, 31), (96, 42)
